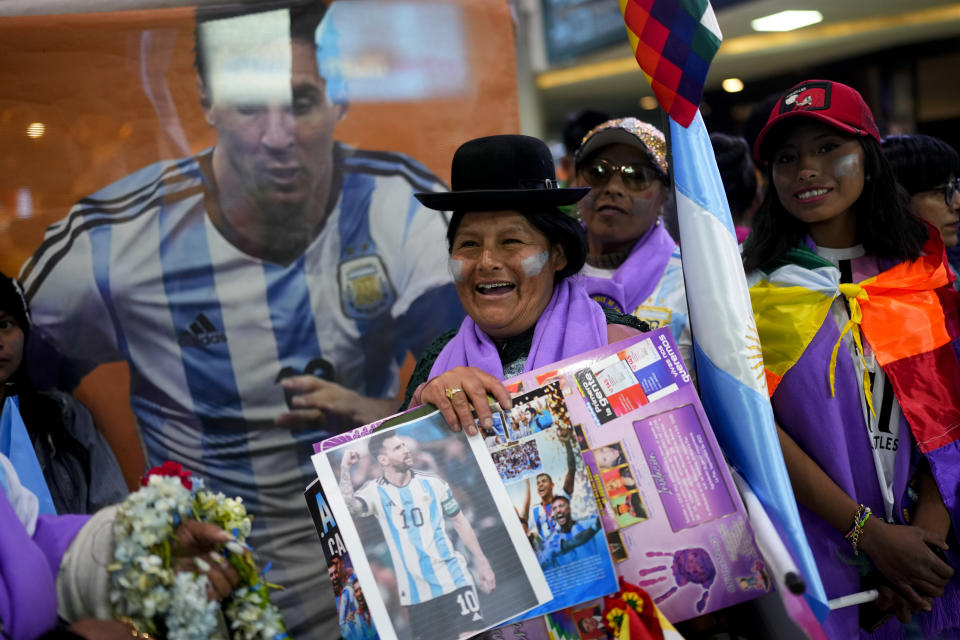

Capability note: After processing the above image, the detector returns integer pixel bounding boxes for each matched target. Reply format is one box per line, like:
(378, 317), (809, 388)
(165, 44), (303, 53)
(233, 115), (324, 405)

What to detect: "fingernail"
(483, 417), (493, 428)
(225, 541), (245, 555)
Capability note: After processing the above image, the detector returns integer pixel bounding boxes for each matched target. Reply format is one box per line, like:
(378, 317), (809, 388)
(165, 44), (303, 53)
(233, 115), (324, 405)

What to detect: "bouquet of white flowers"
(108, 461), (286, 640)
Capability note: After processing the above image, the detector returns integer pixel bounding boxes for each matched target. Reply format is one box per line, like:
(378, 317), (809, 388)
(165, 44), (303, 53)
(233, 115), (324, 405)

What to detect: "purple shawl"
(577, 220), (676, 314)
(429, 279), (607, 379)
(0, 489), (88, 639)
(774, 315), (960, 639)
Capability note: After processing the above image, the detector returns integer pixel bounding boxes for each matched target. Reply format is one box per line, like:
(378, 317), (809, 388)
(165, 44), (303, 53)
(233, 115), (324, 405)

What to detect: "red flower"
(141, 461), (193, 490)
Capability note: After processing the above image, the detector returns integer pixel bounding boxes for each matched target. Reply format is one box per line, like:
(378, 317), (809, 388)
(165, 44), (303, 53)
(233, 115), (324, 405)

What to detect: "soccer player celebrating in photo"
(339, 432), (495, 639)
(329, 557), (363, 640)
(520, 427), (577, 543)
(538, 495), (605, 569)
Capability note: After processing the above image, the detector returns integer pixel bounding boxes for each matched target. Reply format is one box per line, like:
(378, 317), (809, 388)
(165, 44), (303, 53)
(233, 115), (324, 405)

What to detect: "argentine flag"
(671, 111), (828, 621)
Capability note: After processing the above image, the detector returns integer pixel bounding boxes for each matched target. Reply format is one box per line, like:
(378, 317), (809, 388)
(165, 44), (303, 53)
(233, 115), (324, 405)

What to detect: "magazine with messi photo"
(312, 411), (552, 640)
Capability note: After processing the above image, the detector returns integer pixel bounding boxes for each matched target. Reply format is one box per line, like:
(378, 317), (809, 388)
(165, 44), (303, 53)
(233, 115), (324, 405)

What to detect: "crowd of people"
(2, 3), (959, 640)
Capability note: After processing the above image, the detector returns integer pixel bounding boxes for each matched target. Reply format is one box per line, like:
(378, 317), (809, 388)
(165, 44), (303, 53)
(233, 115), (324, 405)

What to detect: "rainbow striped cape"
(748, 232), (960, 517)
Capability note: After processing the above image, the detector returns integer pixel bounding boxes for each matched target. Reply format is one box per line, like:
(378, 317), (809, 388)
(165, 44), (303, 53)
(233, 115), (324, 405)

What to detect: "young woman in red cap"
(744, 79), (960, 638)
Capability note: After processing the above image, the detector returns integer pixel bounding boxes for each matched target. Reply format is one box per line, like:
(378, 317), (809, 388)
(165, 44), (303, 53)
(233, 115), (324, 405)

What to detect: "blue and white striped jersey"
(19, 143), (464, 639)
(538, 518), (605, 569)
(337, 584), (362, 640)
(355, 471), (473, 606)
(529, 488), (569, 542)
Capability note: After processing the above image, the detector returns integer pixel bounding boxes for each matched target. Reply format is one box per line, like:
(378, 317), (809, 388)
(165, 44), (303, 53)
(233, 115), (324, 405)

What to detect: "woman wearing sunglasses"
(572, 118), (692, 375)
(882, 134), (960, 289)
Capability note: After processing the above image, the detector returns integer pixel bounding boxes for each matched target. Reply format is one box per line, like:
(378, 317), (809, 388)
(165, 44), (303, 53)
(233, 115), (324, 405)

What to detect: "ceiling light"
(26, 122), (45, 138)
(750, 10), (823, 32)
(639, 96), (658, 110)
(722, 78), (744, 93)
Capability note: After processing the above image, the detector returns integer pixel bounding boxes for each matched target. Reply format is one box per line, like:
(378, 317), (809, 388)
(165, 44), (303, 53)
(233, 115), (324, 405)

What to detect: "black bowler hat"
(415, 134), (589, 212)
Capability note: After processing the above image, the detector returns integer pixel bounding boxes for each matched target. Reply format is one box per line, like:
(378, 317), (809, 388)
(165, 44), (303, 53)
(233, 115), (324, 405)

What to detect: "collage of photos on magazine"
(309, 326), (818, 640)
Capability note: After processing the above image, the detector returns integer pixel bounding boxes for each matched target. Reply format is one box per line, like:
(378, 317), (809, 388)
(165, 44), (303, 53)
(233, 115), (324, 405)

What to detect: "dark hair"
(882, 134), (960, 196)
(536, 472), (552, 483)
(0, 275), (30, 373)
(578, 616), (600, 634)
(0, 272), (98, 506)
(710, 133), (757, 224)
(743, 93), (782, 154)
(446, 210), (587, 282)
(551, 494), (570, 506)
(367, 431), (398, 459)
(194, 1), (325, 88)
(742, 135), (927, 272)
(563, 109), (611, 156)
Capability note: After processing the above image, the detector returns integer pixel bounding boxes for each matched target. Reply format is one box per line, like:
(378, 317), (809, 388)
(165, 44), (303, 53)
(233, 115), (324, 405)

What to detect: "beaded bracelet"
(844, 504), (872, 555)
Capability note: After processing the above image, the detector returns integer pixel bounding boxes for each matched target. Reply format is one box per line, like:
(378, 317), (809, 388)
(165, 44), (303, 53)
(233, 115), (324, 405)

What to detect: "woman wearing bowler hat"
(399, 135), (646, 431)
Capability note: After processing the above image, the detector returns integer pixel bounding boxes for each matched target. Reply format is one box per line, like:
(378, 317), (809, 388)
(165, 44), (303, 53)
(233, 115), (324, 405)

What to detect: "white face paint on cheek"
(521, 251), (549, 277)
(448, 258), (465, 283)
(834, 153), (861, 178)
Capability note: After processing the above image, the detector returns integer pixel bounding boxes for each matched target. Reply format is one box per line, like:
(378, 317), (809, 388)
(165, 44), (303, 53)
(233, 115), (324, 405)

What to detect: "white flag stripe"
(675, 191), (767, 393)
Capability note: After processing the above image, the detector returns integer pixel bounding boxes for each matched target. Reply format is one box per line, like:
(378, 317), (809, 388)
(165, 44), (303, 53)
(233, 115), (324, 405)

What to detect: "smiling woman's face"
(770, 121), (865, 247)
(449, 210), (566, 340)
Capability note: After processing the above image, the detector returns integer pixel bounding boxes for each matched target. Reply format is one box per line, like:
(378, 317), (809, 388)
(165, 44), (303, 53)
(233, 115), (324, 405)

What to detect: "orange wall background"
(0, 0), (520, 275)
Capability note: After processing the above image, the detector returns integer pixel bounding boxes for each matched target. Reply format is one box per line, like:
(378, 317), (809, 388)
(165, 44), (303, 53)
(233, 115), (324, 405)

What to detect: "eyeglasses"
(580, 159), (658, 191)
(931, 177), (960, 207)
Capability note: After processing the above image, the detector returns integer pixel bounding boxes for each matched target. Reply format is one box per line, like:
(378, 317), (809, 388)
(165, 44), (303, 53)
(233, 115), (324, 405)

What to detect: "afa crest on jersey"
(633, 305), (672, 330)
(590, 294), (624, 314)
(338, 255), (396, 320)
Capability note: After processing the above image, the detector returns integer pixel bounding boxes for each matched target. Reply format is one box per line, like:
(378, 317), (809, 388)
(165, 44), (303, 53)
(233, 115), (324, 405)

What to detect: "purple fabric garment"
(773, 314), (960, 639)
(429, 279), (607, 380)
(0, 489), (88, 639)
(576, 221), (676, 314)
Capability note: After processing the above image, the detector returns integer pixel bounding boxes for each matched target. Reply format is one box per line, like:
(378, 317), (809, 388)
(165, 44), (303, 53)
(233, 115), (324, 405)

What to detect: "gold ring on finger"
(445, 387), (464, 401)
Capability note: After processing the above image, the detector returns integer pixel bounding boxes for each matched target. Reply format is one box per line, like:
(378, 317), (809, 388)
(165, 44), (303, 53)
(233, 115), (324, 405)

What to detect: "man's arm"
(277, 376), (400, 428)
(450, 511), (495, 593)
(560, 517), (603, 554)
(519, 477), (531, 524)
(561, 430), (577, 497)
(339, 450), (366, 516)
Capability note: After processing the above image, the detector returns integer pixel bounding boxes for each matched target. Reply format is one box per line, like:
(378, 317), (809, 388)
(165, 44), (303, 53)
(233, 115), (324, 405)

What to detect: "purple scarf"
(577, 220), (676, 314)
(0, 489), (87, 639)
(429, 279), (607, 380)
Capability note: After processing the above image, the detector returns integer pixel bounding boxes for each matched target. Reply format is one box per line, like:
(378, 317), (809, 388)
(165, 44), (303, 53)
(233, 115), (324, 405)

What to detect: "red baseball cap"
(753, 79), (880, 164)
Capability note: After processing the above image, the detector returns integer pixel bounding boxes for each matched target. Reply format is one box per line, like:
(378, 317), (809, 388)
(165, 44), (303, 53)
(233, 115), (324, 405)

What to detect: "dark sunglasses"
(580, 158), (658, 191)
(932, 177), (960, 207)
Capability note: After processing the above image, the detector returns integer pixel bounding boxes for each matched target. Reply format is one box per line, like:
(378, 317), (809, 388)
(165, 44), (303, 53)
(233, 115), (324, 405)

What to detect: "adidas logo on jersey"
(177, 313), (227, 347)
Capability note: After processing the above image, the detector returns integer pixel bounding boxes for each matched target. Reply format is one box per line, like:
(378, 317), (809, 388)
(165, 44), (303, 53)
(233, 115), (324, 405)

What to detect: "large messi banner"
(0, 2), (519, 638)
